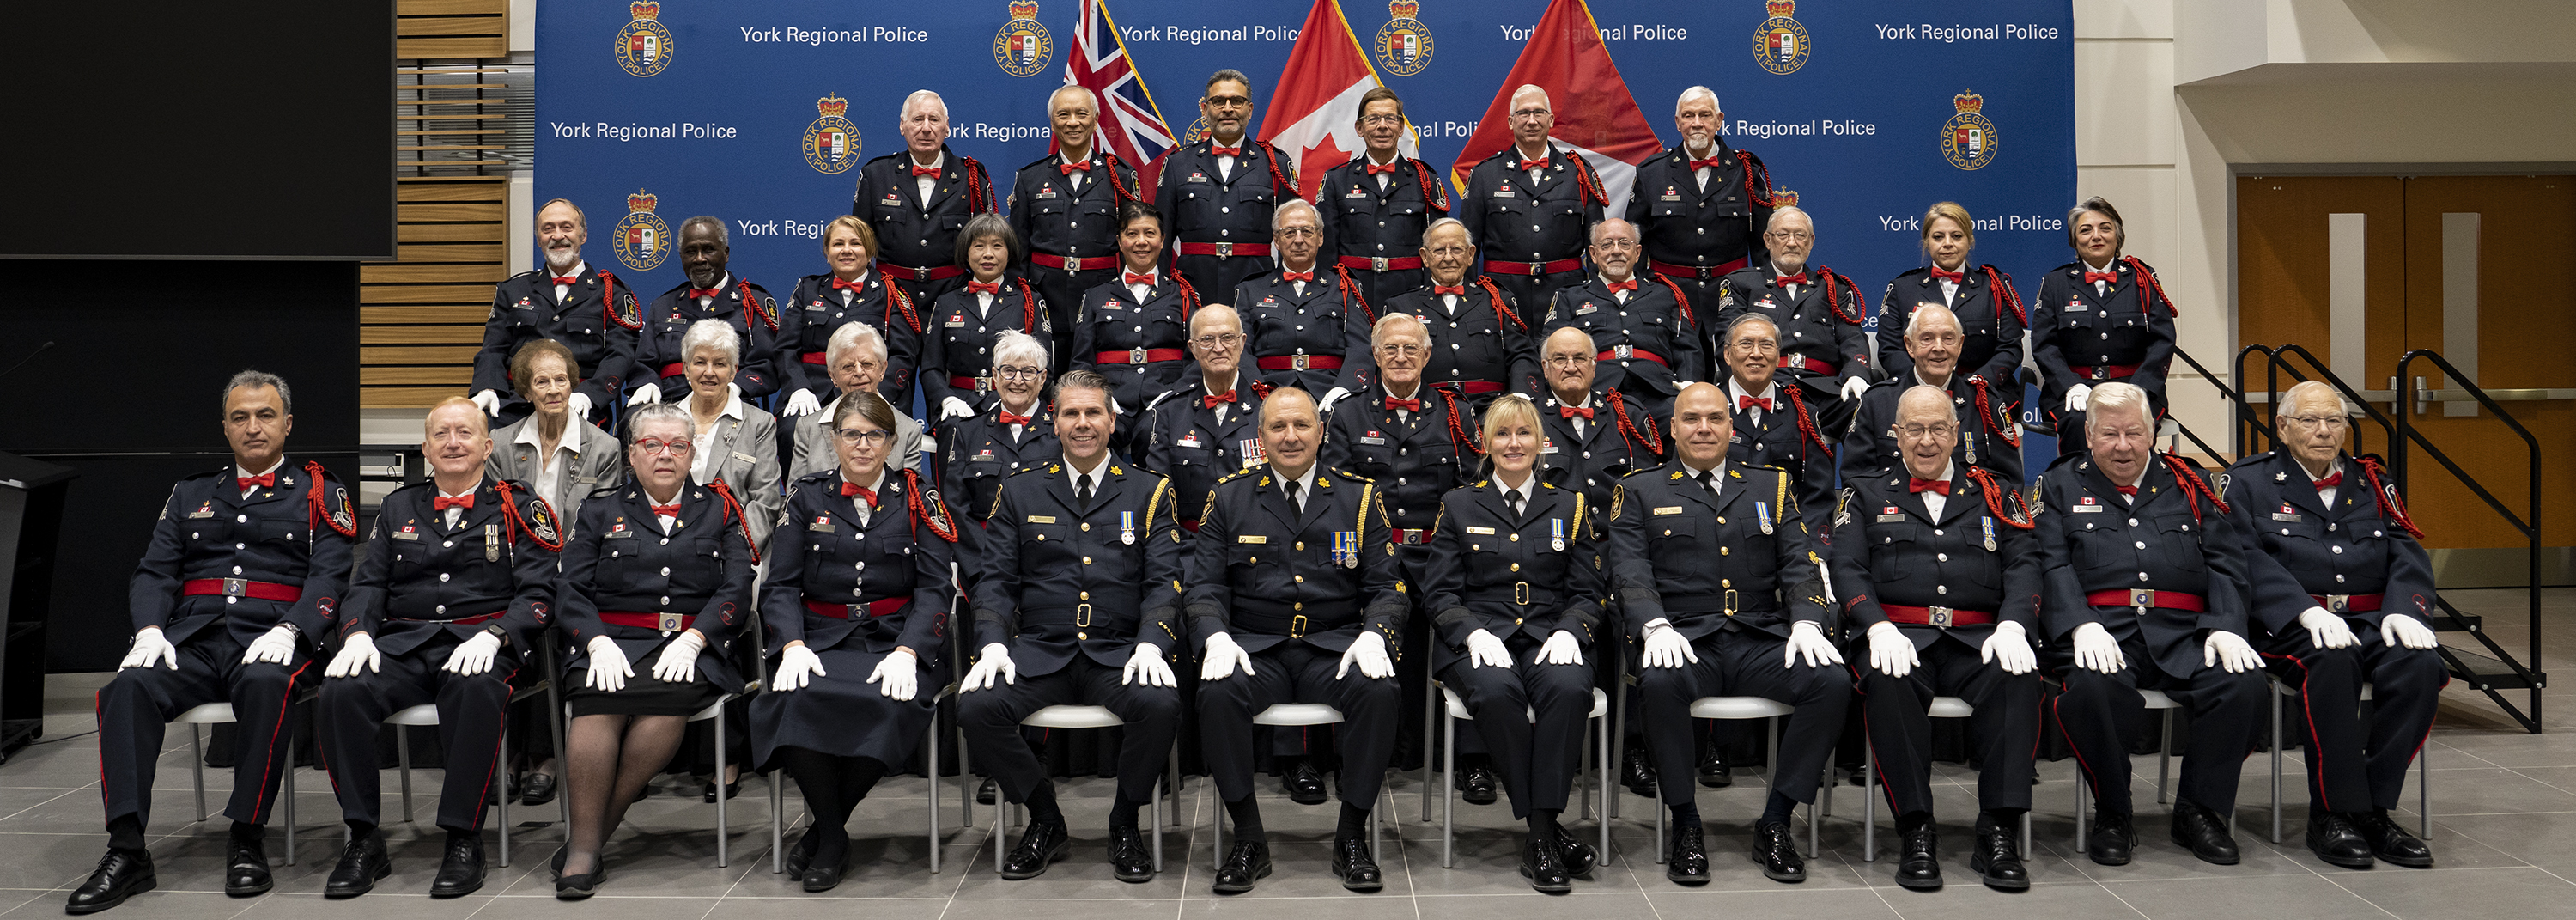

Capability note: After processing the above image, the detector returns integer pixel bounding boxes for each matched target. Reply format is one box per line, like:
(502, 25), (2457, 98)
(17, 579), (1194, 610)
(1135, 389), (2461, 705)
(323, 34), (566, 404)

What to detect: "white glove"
(2204, 630), (2260, 673)
(471, 389), (505, 417)
(940, 397), (977, 420)
(567, 391), (594, 422)
(2382, 612), (2439, 650)
(652, 630), (707, 684)
(2298, 606), (2360, 650)
(781, 389), (821, 417)
(1839, 376), (1870, 402)
(1639, 619), (1698, 669)
(2063, 383), (2092, 413)
(1121, 642), (1177, 687)
(1536, 630), (1585, 666)
(1785, 620), (1845, 669)
(1464, 629), (1512, 669)
(772, 643), (826, 692)
(241, 625), (298, 666)
(584, 635), (634, 692)
(1864, 621), (1917, 678)
(1319, 387), (1352, 413)
(2070, 621), (2126, 673)
(1980, 621), (2038, 675)
(1110, 397), (1127, 417)
(962, 642), (1016, 692)
(1200, 631), (1256, 681)
(120, 627), (179, 671)
(866, 649), (920, 701)
(322, 632), (378, 677)
(442, 631), (501, 676)
(626, 384), (662, 406)
(1336, 630), (1394, 679)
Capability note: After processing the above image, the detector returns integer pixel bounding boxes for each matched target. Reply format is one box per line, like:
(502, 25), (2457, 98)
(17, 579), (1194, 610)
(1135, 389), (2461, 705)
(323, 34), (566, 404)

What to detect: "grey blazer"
(789, 392), (927, 481)
(694, 406), (786, 555)
(486, 415), (625, 535)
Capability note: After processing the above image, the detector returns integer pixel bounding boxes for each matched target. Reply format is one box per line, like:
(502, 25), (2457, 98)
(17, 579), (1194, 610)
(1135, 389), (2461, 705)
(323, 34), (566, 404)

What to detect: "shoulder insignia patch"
(525, 497), (559, 544)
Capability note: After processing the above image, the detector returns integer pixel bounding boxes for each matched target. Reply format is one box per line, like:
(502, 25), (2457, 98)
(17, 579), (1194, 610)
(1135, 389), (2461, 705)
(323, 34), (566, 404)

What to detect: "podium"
(0, 452), (73, 762)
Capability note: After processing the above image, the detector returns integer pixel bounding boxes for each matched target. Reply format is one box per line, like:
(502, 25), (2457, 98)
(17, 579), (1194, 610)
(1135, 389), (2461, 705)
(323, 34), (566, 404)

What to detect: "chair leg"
(2271, 684), (2286, 844)
(282, 746), (297, 865)
(715, 705), (732, 868)
(1441, 707), (1455, 869)
(548, 675), (570, 829)
(770, 771), (786, 874)
(499, 725), (513, 867)
(1595, 710), (1610, 866)
(2418, 742), (2431, 838)
(1863, 756), (1876, 862)
(1608, 682), (1627, 822)
(2075, 765), (2088, 847)
(928, 715), (944, 874)
(191, 725), (209, 822)
(1153, 742), (1167, 873)
(2156, 708), (2174, 806)
(2020, 809), (2033, 857)
(1580, 708), (1595, 822)
(1167, 745), (1182, 831)
(1421, 679), (1437, 823)
(398, 724), (416, 824)
(990, 785), (1006, 875)
(1653, 776), (1668, 864)
(956, 733), (973, 832)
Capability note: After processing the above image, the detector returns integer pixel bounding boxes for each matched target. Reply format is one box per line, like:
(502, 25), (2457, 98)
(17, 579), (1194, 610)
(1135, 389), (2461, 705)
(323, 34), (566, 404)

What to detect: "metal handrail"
(2260, 345), (2399, 462)
(2395, 348), (2545, 732)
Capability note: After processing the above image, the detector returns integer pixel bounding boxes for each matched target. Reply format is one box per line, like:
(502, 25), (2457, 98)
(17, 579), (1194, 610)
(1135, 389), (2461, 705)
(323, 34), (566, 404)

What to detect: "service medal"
(1121, 510), (1136, 545)
(1982, 516), (1997, 551)
(1755, 501), (1774, 535)
(485, 524), (501, 562)
(1551, 517), (1565, 551)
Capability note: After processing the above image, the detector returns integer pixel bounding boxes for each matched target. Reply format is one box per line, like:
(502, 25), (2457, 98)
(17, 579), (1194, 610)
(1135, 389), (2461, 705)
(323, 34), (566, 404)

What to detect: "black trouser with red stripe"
(318, 632), (521, 832)
(1855, 634), (2038, 819)
(2263, 629), (2446, 813)
(2053, 632), (2265, 815)
(96, 627), (310, 841)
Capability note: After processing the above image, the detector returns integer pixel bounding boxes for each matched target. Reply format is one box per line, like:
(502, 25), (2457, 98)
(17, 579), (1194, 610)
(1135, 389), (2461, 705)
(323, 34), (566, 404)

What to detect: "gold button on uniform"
(1295, 541), (1304, 551)
(1081, 522), (1091, 531)
(1079, 591), (1091, 600)
(1510, 533), (1520, 541)
(1294, 602), (1303, 610)
(1720, 546), (1730, 556)
(1722, 578), (1733, 588)
(1294, 575), (1304, 582)
(1082, 556), (1093, 564)
(1510, 563), (1521, 572)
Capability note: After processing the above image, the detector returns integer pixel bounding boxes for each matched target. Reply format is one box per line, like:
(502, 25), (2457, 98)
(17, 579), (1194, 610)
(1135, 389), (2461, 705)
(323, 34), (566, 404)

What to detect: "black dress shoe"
(1000, 819), (1072, 880)
(1109, 825), (1155, 883)
(555, 873), (599, 900)
(1459, 763), (1499, 806)
(800, 846), (850, 893)
(325, 832), (392, 899)
(519, 772), (557, 807)
(224, 831), (271, 897)
(550, 845), (567, 879)
(65, 849), (155, 915)
(2087, 809), (2136, 866)
(2306, 812), (2375, 869)
(1893, 825), (1941, 891)
(1329, 834), (1382, 892)
(1521, 834), (1571, 893)
(1664, 822), (1710, 885)
(1283, 760), (1327, 806)
(430, 835), (486, 898)
(1621, 746), (1657, 798)
(2354, 811), (2434, 868)
(976, 777), (999, 806)
(703, 779), (741, 803)
(783, 831), (820, 877)
(1969, 827), (2029, 892)
(1554, 826), (1598, 879)
(1695, 742), (1733, 789)
(2169, 800), (2241, 865)
(1749, 820), (1807, 883)
(1211, 839), (1272, 894)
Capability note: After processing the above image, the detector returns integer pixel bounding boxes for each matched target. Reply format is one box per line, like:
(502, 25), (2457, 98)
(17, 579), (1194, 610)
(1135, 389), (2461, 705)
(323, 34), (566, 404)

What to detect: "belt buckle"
(1723, 588), (1739, 616)
(1698, 265), (1717, 278)
(2129, 588), (2154, 609)
(1612, 344), (1634, 360)
(1129, 347), (1149, 364)
(1928, 606), (1954, 628)
(2091, 366), (2111, 381)
(975, 374), (992, 392)
(2326, 594), (2351, 613)
(1514, 582), (1530, 606)
(658, 612), (683, 632)
(1289, 613), (1309, 638)
(1291, 352), (1310, 370)
(1075, 604), (1093, 627)
(1371, 256), (1388, 271)
(844, 603), (865, 618)
(222, 577), (247, 597)
(1214, 242), (1233, 259)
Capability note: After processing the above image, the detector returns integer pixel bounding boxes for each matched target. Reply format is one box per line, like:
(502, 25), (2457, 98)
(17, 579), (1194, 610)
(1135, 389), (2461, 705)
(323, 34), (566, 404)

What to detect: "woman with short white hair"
(790, 322), (925, 478)
(675, 318), (783, 552)
(934, 329), (1058, 524)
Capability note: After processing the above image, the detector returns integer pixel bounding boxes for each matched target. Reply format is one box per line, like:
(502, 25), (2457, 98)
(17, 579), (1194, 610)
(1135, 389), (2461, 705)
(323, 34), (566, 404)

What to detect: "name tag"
(1465, 526), (1496, 535)
(2065, 298), (2087, 312)
(882, 193), (903, 206)
(1176, 436), (1201, 448)
(1346, 187), (1370, 198)
(732, 451), (757, 465)
(2271, 513), (2303, 522)
(1358, 436), (1386, 446)
(1574, 302), (1598, 316)
(1652, 506), (1684, 516)
(1491, 188), (1516, 198)
(1236, 535), (1268, 544)
(1026, 515), (1056, 524)
(945, 314), (968, 327)
(605, 527), (636, 539)
(2071, 503), (2105, 514)
(805, 300), (827, 311)
(391, 528), (421, 541)
(187, 509), (215, 519)
(809, 521), (835, 532)
(577, 476), (598, 484)
(1097, 302), (1122, 310)
(1875, 513), (1905, 523)
(513, 296), (535, 310)
(1035, 186), (1058, 199)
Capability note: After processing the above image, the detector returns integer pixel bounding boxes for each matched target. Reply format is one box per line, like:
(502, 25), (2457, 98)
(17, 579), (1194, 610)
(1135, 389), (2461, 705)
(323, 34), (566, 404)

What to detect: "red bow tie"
(550, 275), (581, 287)
(2114, 485), (2139, 497)
(1738, 395), (1771, 411)
(997, 408), (1033, 426)
(2084, 271), (2119, 285)
(1209, 145), (1241, 157)
(688, 287), (722, 300)
(1908, 478), (1951, 496)
(433, 494), (475, 512)
(910, 164), (940, 177)
(1431, 284), (1466, 296)
(651, 502), (682, 517)
(840, 482), (878, 506)
(2313, 472), (2342, 490)
(1605, 278), (1638, 294)
(1773, 272), (1809, 287)
(966, 280), (1000, 295)
(1686, 155), (1725, 171)
(1281, 270), (1315, 283)
(1364, 161), (1402, 175)
(1059, 160), (1091, 174)
(1202, 390), (1237, 408)
(1123, 271), (1156, 286)
(829, 275), (866, 292)
(1518, 157), (1549, 170)
(1558, 405), (1594, 419)
(236, 472), (273, 491)
(1928, 266), (1965, 283)
(1384, 397), (1420, 411)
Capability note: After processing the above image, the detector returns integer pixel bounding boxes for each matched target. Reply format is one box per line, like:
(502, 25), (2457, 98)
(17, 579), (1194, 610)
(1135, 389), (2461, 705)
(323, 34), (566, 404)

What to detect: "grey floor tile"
(1179, 894), (1419, 920)
(1643, 886), (1902, 918)
(1878, 879), (2144, 919)
(2099, 874), (2379, 920)
(2424, 811), (2576, 874)
(1413, 892), (1656, 918)
(0, 888), (264, 920)
(2331, 865), (2576, 918)
(472, 896), (720, 920)
(246, 892), (504, 920)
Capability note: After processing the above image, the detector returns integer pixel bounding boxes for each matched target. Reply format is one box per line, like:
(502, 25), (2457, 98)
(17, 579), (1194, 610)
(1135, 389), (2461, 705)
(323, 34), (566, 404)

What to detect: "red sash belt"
(1097, 348), (1186, 364)
(1336, 256), (1423, 271)
(1177, 242), (1272, 258)
(2086, 589), (2207, 612)
(1255, 354), (1343, 370)
(877, 262), (963, 282)
(2310, 594), (2384, 613)
(1650, 257), (1747, 280)
(1484, 257), (1582, 276)
(1595, 345), (1668, 368)
(181, 579), (301, 602)
(1880, 604), (1996, 628)
(1030, 253), (1118, 271)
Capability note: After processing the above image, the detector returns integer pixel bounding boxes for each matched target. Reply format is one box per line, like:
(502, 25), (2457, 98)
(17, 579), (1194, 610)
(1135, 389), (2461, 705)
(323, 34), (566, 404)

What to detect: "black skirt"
(564, 667), (725, 717)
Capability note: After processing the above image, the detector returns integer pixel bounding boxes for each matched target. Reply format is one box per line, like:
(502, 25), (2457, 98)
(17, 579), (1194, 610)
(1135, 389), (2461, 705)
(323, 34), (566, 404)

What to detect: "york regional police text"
(552, 122), (741, 142)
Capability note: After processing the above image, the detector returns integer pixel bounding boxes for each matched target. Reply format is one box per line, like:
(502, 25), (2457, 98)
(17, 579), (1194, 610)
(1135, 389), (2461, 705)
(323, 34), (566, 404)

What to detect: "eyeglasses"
(1360, 114), (1404, 126)
(993, 365), (1044, 381)
(2284, 415), (2349, 430)
(1376, 344), (1425, 358)
(634, 438), (695, 455)
(1898, 423), (1959, 441)
(1205, 95), (1249, 107)
(1510, 107), (1551, 119)
(831, 359), (884, 374)
(1424, 245), (1472, 258)
(1728, 339), (1781, 354)
(1765, 230), (1813, 242)
(1274, 227), (1320, 239)
(1592, 240), (1638, 252)
(834, 429), (893, 446)
(1190, 333), (1243, 350)
(1545, 355), (1594, 369)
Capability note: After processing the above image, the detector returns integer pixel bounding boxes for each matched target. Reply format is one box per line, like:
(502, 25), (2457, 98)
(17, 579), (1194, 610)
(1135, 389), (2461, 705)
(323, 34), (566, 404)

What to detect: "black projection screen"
(2, 1), (394, 259)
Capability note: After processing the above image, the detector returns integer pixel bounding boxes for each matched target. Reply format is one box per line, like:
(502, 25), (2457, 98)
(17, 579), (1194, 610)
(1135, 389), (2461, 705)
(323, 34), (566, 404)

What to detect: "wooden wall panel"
(363, 176), (506, 408)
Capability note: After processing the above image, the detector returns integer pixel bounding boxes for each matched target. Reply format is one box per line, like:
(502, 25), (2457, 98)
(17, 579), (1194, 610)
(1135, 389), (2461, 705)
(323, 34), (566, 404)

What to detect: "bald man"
(1010, 85), (1143, 368)
(1459, 85), (1609, 318)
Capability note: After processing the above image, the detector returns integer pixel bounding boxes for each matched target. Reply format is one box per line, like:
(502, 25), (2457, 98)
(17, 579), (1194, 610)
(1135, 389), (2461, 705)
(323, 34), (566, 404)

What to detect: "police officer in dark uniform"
(1315, 88), (1449, 309)
(1610, 382), (1846, 886)
(1136, 306), (1269, 531)
(936, 331), (1059, 530)
(316, 399), (561, 898)
(852, 89), (995, 313)
(1721, 314), (1837, 535)
(1459, 85), (1609, 315)
(957, 371), (1184, 883)
(1542, 219), (1704, 420)
(1238, 200), (1366, 398)
(1188, 387), (1408, 894)
(1874, 202), (2026, 394)
(472, 198), (640, 426)
(1070, 203), (1200, 441)
(1322, 313), (1474, 568)
(1157, 70), (1299, 299)
(2038, 382), (2265, 868)
(777, 216), (926, 423)
(922, 216), (1053, 423)
(2032, 197), (2176, 456)
(1829, 386), (2043, 893)
(630, 217), (780, 405)
(1715, 206), (1872, 437)
(73, 371), (355, 913)
(1841, 305), (2022, 484)
(2221, 381), (2442, 869)
(1534, 327), (1665, 512)
(1631, 88), (1777, 308)
(1334, 219), (1539, 413)
(1010, 86), (1144, 369)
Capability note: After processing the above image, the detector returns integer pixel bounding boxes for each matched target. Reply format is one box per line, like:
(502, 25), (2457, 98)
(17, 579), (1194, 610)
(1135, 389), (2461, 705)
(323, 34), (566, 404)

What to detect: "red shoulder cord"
(1734, 150), (1776, 208)
(1436, 387), (1481, 456)
(1566, 150), (1608, 211)
(1970, 375), (2021, 448)
(2157, 453), (2230, 525)
(963, 157), (994, 215)
(1249, 379), (1275, 400)
(1651, 272), (1697, 330)
(2355, 455), (2427, 539)
(597, 271), (642, 330)
(1101, 151), (1135, 207)
(489, 480), (566, 552)
(1980, 265), (2026, 326)
(304, 460), (355, 538)
(1810, 266), (1864, 325)
(1173, 274), (1200, 318)
(2124, 255), (2176, 317)
(1335, 265), (1376, 325)
(1965, 466), (2036, 529)
(735, 279), (776, 332)
(1610, 392), (1662, 456)
(1014, 280), (1040, 333)
(1409, 159), (1451, 212)
(884, 282), (924, 333)
(1473, 277), (1526, 332)
(1783, 385), (1835, 460)
(1256, 141), (1298, 200)
(707, 479), (762, 563)
(902, 468), (962, 543)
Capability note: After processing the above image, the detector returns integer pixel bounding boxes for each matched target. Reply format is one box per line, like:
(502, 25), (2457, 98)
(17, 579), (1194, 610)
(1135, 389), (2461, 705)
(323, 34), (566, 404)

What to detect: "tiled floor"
(5, 588), (2571, 920)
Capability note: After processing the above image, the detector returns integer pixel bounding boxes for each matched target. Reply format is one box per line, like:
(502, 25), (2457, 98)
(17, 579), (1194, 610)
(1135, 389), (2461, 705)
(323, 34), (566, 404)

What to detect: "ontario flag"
(1064, 0), (1180, 192)
(1449, 0), (1662, 210)
(1259, 0), (1418, 201)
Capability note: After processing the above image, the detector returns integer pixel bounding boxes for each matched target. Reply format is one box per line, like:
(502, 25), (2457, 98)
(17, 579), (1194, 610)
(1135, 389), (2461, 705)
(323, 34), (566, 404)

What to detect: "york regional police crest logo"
(1182, 116), (1209, 145)
(1770, 186), (1801, 207)
(1941, 89), (1998, 170)
(993, 2), (1053, 77)
(803, 94), (861, 174)
(1753, 0), (1809, 75)
(614, 2), (673, 78)
(613, 189), (671, 271)
(1373, 1), (1433, 77)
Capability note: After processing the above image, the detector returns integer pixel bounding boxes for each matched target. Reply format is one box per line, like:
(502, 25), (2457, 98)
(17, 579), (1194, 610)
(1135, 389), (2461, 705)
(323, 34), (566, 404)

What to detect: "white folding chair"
(1857, 696), (2032, 861)
(2073, 688), (2190, 844)
(983, 704), (1178, 874)
(1211, 704), (1382, 862)
(1650, 697), (1834, 862)
(1435, 685), (1611, 868)
(174, 702), (302, 865)
(2269, 679), (2430, 843)
(764, 684), (961, 874)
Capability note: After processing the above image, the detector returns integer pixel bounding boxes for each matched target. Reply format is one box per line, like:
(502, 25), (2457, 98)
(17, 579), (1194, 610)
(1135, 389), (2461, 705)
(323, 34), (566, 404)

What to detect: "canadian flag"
(1449, 0), (1662, 210)
(1260, 0), (1417, 201)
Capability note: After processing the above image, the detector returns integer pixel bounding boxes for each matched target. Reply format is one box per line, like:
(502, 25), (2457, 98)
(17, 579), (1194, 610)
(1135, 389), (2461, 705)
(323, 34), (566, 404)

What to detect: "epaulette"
(1329, 467), (1375, 484)
(1212, 467), (1261, 487)
(1471, 479), (1491, 489)
(2043, 451), (2091, 473)
(1010, 463), (1051, 477)
(2226, 451), (2278, 472)
(862, 151), (909, 167)
(793, 468), (840, 487)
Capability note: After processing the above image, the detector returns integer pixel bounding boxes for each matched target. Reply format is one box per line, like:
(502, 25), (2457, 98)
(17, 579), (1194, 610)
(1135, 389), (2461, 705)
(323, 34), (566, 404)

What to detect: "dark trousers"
(96, 628), (310, 832)
(1856, 636), (2038, 818)
(317, 636), (520, 832)
(958, 655), (1181, 806)
(1439, 645), (1592, 818)
(1636, 627), (1851, 807)
(2263, 631), (2446, 812)
(2053, 635), (2265, 813)
(1200, 641), (1398, 806)
(1029, 264), (1115, 376)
